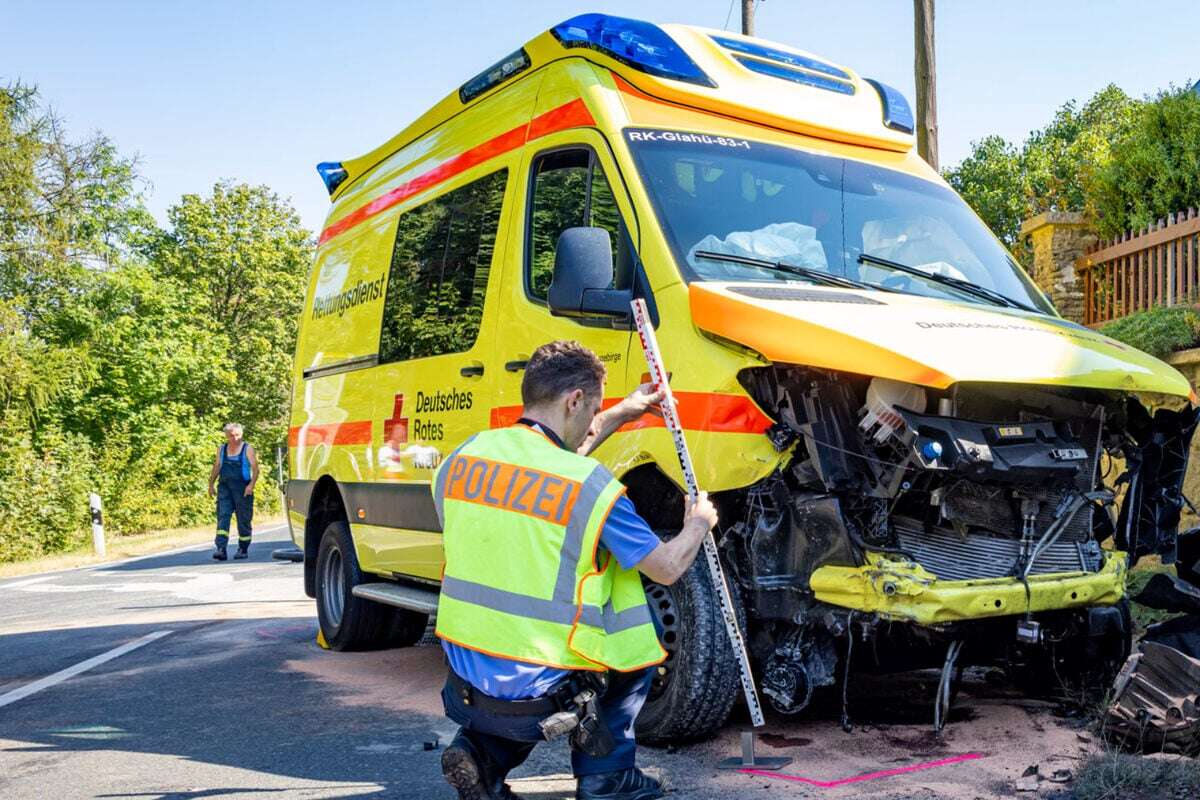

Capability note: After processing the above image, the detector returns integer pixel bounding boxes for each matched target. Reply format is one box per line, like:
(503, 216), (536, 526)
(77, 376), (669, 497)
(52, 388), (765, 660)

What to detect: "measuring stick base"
(716, 731), (793, 770)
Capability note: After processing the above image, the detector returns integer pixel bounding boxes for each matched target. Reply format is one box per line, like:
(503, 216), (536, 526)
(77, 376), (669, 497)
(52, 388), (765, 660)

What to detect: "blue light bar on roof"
(460, 48), (532, 103)
(734, 56), (855, 95)
(710, 35), (851, 81)
(551, 13), (715, 88)
(865, 79), (915, 134)
(316, 161), (348, 196)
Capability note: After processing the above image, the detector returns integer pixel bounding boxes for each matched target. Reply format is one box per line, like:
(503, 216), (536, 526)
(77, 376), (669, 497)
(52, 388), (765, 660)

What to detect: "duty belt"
(447, 669), (603, 716)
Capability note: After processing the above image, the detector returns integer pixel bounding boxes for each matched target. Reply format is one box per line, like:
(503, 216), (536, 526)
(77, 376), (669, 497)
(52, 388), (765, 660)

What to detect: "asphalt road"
(0, 527), (1094, 800)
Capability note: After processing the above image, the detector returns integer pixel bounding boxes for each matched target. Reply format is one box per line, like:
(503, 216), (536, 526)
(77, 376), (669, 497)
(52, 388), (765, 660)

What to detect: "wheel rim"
(322, 545), (345, 627)
(644, 581), (680, 701)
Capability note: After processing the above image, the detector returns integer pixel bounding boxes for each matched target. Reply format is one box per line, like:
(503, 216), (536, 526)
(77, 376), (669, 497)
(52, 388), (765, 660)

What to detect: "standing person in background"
(208, 423), (259, 561)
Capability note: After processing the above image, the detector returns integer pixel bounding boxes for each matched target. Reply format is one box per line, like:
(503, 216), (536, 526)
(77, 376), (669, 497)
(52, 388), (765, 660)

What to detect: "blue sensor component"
(316, 162), (349, 196)
(710, 35), (850, 81)
(865, 79), (915, 134)
(920, 440), (944, 461)
(551, 13), (715, 87)
(460, 48), (532, 103)
(733, 55), (855, 95)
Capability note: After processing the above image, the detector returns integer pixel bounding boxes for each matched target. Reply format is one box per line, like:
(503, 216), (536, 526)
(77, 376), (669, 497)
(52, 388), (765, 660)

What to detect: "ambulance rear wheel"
(636, 557), (744, 745)
(315, 521), (396, 651)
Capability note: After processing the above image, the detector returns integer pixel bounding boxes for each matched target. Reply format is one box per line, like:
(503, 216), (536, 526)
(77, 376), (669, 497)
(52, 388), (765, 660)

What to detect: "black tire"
(315, 521), (404, 651)
(388, 606), (430, 647)
(635, 556), (744, 744)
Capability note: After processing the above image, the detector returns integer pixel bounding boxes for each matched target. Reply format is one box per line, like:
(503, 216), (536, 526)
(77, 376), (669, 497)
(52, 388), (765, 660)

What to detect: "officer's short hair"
(521, 341), (606, 407)
(223, 422), (243, 435)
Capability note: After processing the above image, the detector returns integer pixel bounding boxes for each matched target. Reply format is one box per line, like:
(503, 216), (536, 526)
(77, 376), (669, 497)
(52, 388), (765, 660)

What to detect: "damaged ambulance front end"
(622, 126), (1199, 730)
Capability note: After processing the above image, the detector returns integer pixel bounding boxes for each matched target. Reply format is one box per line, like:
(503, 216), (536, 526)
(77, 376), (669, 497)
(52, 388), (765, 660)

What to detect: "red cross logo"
(384, 394), (408, 445)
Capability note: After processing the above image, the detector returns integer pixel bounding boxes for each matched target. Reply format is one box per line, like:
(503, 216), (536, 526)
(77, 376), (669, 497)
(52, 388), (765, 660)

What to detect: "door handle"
(460, 364), (485, 377)
(504, 360), (529, 372)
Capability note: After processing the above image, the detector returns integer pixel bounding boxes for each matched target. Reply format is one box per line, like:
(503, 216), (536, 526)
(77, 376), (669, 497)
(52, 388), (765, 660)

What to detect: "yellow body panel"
(810, 551), (1128, 626)
(689, 281), (1193, 396)
(289, 18), (1172, 625)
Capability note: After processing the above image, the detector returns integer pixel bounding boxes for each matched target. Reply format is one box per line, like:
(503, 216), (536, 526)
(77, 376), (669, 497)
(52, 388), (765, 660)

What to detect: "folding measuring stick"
(630, 298), (766, 728)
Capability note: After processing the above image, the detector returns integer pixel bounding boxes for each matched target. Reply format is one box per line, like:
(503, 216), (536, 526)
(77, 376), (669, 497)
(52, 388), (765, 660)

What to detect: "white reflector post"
(89, 492), (105, 557)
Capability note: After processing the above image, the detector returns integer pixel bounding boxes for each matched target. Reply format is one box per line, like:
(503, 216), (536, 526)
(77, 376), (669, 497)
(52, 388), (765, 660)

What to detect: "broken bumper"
(810, 550), (1127, 625)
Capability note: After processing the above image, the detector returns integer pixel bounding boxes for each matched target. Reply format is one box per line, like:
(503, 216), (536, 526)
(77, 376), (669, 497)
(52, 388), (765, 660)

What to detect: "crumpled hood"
(689, 282), (1193, 398)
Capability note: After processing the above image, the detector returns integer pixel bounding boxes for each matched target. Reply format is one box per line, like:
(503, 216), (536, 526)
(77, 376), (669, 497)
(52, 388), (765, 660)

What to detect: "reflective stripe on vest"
(432, 426), (665, 672)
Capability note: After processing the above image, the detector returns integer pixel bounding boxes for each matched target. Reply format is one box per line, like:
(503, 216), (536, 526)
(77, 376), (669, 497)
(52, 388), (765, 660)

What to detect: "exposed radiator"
(894, 518), (1104, 581)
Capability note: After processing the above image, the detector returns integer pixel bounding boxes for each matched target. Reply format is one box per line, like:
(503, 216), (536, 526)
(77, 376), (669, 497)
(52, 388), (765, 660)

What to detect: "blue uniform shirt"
(442, 422), (661, 700)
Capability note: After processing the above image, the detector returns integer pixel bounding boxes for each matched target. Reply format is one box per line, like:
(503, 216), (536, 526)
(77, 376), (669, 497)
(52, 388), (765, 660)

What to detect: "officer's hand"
(244, 485), (254, 497)
(684, 491), (718, 532)
(615, 383), (673, 423)
(207, 484), (215, 498)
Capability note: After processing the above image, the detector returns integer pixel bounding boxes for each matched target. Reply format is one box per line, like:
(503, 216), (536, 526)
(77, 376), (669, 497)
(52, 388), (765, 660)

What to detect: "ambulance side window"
(526, 148), (624, 302)
(378, 169), (507, 363)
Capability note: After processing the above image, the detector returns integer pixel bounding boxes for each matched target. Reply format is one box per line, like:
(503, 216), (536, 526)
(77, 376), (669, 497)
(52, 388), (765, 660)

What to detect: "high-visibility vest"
(432, 425), (666, 672)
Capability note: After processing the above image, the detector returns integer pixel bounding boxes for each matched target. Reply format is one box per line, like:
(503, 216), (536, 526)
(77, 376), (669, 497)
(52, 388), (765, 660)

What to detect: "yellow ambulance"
(287, 13), (1197, 740)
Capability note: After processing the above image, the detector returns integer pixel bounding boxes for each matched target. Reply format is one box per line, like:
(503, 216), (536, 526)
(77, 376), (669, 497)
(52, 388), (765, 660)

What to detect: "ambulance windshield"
(624, 129), (1053, 314)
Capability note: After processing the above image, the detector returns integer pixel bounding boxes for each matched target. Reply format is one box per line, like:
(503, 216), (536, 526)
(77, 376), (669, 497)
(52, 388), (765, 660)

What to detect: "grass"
(0, 514), (285, 579)
(1125, 558), (1183, 634)
(1072, 751), (1200, 800)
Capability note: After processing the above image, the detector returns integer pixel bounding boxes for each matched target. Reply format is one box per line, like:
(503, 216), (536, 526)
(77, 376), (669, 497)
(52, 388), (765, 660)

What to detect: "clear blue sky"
(4, 1), (1197, 236)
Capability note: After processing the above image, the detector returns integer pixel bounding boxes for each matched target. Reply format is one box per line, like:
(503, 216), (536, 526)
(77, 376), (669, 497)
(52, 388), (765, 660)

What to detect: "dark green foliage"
(1072, 751), (1200, 800)
(947, 85), (1200, 249)
(1091, 88), (1200, 238)
(1099, 306), (1200, 359)
(0, 84), (311, 562)
(944, 85), (1139, 249)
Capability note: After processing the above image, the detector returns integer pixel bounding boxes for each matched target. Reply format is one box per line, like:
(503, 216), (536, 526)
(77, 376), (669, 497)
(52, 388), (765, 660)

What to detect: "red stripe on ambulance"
(318, 99), (597, 246)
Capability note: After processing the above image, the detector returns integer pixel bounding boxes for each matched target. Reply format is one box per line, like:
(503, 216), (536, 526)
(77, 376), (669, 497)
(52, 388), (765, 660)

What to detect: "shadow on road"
(0, 614), (465, 799)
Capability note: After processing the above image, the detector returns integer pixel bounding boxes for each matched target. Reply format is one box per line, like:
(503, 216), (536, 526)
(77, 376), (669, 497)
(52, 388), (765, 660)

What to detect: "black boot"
(577, 768), (663, 800)
(234, 543), (249, 560)
(212, 545), (227, 561)
(441, 732), (498, 800)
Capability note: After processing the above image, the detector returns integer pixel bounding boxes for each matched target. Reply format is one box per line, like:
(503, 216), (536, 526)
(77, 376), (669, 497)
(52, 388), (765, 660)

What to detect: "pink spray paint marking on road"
(741, 752), (985, 788)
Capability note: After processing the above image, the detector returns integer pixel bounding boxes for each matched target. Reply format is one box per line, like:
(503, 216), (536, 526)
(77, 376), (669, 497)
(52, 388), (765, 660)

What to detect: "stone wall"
(1019, 211), (1097, 324)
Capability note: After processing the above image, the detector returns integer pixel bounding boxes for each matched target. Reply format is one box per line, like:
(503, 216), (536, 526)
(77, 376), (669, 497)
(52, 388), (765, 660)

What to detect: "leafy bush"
(1090, 87), (1200, 238)
(1100, 306), (1200, 359)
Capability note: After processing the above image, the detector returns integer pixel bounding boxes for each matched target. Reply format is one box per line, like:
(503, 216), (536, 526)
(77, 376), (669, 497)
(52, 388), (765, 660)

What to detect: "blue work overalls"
(215, 443), (253, 552)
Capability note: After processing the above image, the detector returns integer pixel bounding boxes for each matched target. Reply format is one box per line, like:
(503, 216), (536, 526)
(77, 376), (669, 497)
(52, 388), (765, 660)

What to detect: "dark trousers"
(442, 667), (655, 779)
(215, 480), (253, 547)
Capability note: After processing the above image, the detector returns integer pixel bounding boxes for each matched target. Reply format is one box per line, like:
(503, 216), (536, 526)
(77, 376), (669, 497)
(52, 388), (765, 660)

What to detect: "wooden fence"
(1076, 209), (1200, 326)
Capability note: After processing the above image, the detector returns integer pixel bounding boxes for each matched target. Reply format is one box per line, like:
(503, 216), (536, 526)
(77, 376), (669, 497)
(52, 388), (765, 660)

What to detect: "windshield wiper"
(857, 253), (1039, 312)
(694, 250), (898, 293)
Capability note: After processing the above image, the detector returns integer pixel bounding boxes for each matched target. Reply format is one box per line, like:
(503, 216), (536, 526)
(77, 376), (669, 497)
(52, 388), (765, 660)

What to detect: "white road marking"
(0, 630), (173, 709)
(0, 576), (54, 590)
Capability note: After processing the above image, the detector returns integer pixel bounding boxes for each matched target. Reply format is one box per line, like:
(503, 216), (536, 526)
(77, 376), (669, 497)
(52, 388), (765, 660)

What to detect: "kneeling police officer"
(433, 341), (718, 800)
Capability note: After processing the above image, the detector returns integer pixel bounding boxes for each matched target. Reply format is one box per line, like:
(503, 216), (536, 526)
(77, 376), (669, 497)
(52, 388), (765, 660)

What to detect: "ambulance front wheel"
(315, 521), (420, 650)
(635, 556), (744, 745)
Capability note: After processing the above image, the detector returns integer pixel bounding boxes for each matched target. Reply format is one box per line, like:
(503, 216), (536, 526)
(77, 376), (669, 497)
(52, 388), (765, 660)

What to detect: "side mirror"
(548, 227), (632, 318)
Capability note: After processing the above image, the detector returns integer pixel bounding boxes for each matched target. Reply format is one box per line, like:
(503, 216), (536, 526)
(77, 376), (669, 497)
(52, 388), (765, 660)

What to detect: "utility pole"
(741, 0), (756, 36)
(913, 0), (938, 170)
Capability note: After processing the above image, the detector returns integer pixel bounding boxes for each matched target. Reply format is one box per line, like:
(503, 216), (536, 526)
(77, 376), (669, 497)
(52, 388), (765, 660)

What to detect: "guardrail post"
(89, 492), (105, 557)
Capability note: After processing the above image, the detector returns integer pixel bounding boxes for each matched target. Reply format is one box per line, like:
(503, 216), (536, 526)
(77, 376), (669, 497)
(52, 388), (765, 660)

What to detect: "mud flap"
(1115, 402), (1199, 564)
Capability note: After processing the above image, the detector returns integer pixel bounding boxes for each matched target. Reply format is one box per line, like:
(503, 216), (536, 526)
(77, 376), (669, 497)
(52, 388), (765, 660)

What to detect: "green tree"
(1089, 87), (1200, 238)
(0, 84), (155, 331)
(943, 84), (1140, 249)
(943, 135), (1025, 245)
(153, 182), (312, 450)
